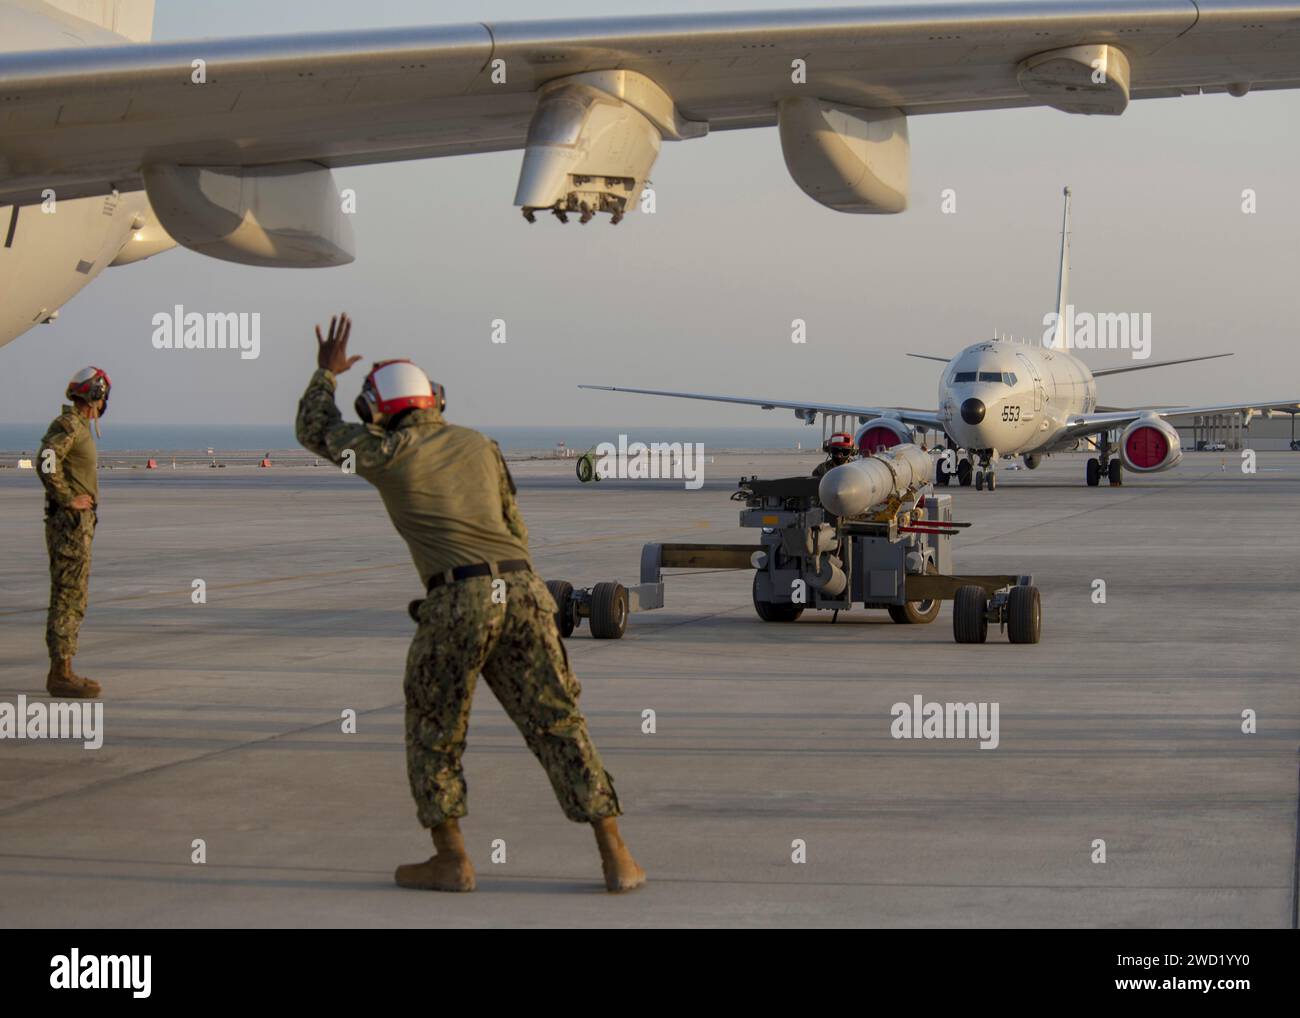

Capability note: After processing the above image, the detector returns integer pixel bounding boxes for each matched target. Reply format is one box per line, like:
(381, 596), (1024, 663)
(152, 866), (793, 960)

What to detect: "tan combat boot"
(46, 658), (101, 699)
(593, 817), (646, 893)
(394, 818), (476, 892)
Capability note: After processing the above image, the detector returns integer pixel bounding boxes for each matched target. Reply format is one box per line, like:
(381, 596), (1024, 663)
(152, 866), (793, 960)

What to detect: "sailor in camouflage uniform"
(296, 313), (644, 893)
(812, 432), (855, 479)
(37, 366), (111, 699)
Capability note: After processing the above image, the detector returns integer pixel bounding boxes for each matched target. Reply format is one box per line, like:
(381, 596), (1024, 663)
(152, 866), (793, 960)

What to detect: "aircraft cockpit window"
(953, 371), (977, 383)
(1003, 372), (1017, 385)
(978, 371), (1003, 383)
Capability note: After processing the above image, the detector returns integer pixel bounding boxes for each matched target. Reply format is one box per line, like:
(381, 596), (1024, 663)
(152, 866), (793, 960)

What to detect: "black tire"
(752, 573), (804, 622)
(589, 582), (629, 639)
(1007, 585), (1042, 645)
(576, 457), (594, 483)
(975, 470), (984, 491)
(953, 585), (988, 644)
(1085, 458), (1101, 487)
(888, 599), (940, 625)
(1108, 460), (1123, 486)
(957, 459), (973, 486)
(987, 470), (997, 491)
(545, 580), (575, 638)
(936, 467), (950, 487)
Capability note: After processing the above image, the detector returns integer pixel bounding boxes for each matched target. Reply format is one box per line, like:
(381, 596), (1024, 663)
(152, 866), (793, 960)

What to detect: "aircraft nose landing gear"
(972, 450), (998, 492)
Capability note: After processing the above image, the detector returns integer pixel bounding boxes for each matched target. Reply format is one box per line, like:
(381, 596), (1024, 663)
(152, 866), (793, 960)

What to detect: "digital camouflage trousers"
(45, 507), (95, 660)
(403, 570), (621, 828)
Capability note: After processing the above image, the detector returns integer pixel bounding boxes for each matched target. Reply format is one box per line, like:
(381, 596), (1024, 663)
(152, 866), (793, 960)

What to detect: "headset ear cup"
(354, 395), (373, 424)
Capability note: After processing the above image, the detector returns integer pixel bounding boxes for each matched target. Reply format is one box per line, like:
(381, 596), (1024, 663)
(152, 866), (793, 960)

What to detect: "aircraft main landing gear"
(1086, 435), (1123, 487)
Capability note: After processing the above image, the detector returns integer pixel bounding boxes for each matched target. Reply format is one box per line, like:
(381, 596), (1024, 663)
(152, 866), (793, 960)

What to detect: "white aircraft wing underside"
(578, 384), (945, 430)
(4, 0), (1300, 204)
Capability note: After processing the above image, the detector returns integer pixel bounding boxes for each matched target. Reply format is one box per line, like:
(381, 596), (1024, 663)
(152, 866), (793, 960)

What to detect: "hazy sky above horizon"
(2, 0), (1298, 428)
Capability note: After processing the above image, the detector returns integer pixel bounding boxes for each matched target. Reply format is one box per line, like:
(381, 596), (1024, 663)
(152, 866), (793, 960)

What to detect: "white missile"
(818, 443), (933, 517)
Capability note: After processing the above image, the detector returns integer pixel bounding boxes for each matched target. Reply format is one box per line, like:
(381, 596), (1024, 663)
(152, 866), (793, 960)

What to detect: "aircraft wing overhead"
(1063, 399), (1300, 439)
(578, 384), (945, 430)
(5, 1), (1300, 204)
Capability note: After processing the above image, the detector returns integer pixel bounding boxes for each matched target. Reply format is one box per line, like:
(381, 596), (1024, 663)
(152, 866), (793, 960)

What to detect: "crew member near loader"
(812, 432), (856, 478)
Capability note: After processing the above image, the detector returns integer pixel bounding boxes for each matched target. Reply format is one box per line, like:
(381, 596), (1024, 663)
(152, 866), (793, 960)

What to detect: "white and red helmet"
(355, 359), (445, 424)
(66, 366), (111, 415)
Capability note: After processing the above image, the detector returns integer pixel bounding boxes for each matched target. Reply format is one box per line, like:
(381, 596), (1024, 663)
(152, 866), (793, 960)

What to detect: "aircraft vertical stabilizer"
(1051, 186), (1071, 350)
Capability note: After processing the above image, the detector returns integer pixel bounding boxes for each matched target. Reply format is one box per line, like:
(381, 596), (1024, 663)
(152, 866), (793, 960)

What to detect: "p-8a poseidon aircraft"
(7, 1), (1300, 350)
(582, 188), (1300, 490)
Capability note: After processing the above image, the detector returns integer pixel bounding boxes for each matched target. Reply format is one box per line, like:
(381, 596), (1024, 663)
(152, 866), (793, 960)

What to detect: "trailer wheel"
(953, 585), (988, 644)
(589, 582), (628, 639)
(888, 599), (940, 624)
(545, 580), (576, 638)
(576, 457), (595, 483)
(1007, 585), (1042, 644)
(752, 573), (804, 622)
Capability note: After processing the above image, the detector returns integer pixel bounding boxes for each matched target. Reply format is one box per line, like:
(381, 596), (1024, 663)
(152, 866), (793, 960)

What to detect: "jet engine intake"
(1120, 416), (1182, 472)
(854, 417), (913, 454)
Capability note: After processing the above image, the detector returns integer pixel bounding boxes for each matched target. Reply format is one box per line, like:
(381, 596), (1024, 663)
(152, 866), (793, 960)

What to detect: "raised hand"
(315, 312), (363, 375)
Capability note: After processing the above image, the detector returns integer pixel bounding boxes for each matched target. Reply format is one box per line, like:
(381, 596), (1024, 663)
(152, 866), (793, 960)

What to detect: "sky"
(2, 0), (1298, 428)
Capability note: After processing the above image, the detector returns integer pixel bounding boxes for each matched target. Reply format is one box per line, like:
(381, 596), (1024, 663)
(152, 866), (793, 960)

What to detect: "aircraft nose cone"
(960, 398), (986, 425)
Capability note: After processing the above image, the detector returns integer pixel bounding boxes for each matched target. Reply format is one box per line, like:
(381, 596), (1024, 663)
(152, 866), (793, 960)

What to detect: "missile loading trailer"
(732, 470), (1040, 643)
(546, 443), (1042, 644)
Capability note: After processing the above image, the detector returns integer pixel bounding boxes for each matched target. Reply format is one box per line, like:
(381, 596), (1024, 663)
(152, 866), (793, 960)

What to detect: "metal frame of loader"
(546, 474), (1041, 644)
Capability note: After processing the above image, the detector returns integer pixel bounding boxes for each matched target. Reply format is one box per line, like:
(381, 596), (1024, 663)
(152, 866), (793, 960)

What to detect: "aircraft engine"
(854, 417), (913, 454)
(142, 162), (355, 267)
(1119, 416), (1182, 473)
(778, 99), (909, 213)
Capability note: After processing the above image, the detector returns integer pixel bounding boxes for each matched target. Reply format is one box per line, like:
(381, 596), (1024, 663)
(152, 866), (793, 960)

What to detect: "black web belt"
(425, 559), (530, 593)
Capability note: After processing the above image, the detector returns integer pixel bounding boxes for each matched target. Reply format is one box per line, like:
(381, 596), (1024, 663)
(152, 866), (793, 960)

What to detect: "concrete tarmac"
(0, 450), (1297, 928)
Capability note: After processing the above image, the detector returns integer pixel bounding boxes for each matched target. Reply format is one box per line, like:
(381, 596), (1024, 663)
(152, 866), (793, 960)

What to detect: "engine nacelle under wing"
(1120, 416), (1182, 473)
(142, 162), (355, 267)
(778, 99), (909, 214)
(854, 417), (913, 454)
